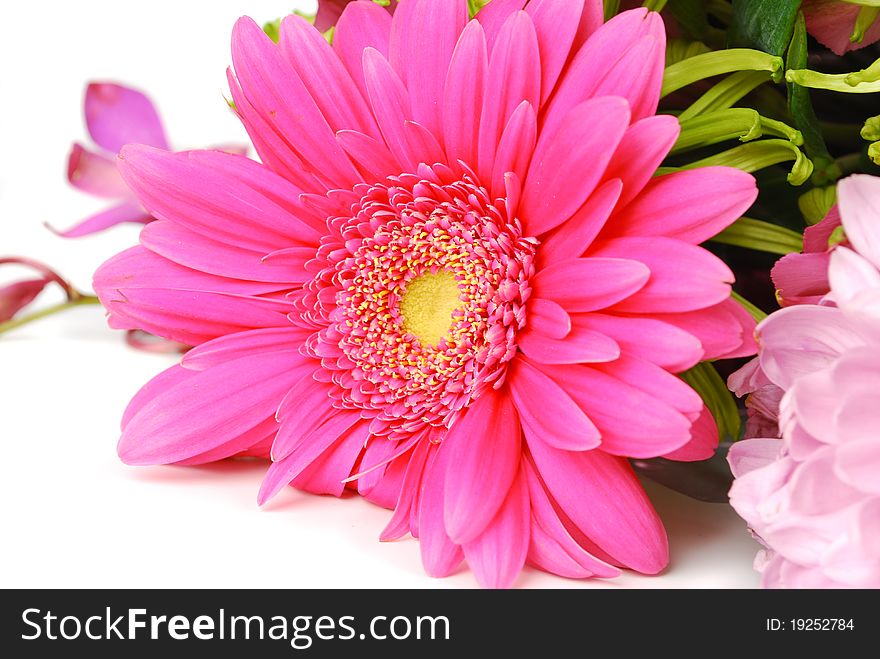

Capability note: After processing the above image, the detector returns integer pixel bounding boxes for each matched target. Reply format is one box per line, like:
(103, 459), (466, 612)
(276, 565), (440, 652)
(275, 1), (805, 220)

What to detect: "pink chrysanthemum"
(95, 1), (757, 587)
(729, 175), (880, 588)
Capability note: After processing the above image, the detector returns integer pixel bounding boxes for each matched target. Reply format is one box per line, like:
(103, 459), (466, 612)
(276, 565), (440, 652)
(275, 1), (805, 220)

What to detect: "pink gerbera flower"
(95, 1), (757, 587)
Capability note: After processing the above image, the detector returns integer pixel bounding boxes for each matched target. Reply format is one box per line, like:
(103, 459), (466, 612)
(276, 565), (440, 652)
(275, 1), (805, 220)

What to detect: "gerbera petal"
(175, 419), (277, 466)
(475, 0), (526, 53)
(524, 297), (570, 339)
(591, 237), (734, 313)
(272, 378), (340, 461)
(462, 467), (530, 589)
(477, 10), (541, 183)
(590, 353), (704, 420)
(140, 221), (310, 284)
(517, 324), (620, 364)
(117, 145), (321, 252)
(443, 390), (521, 544)
(362, 47), (417, 170)
(226, 68), (322, 193)
(389, 0), (467, 139)
(231, 17), (361, 189)
(381, 439), (432, 541)
(538, 179), (623, 265)
(179, 328), (310, 372)
(278, 14), (380, 140)
(292, 420), (372, 496)
(601, 115), (680, 208)
(443, 19), (489, 171)
(121, 364), (191, 429)
(333, 0), (393, 99)
(85, 82), (169, 153)
(521, 97), (630, 236)
(525, 0), (584, 104)
(258, 413), (367, 503)
(525, 437), (668, 574)
(403, 120), (446, 167)
(541, 8), (659, 138)
(661, 404), (719, 462)
(539, 363), (693, 457)
(523, 459), (621, 579)
(119, 351), (302, 465)
(364, 446), (410, 510)
(336, 129), (402, 180)
(657, 298), (755, 361)
(419, 444), (464, 577)
(572, 313), (703, 372)
(607, 168), (758, 244)
(94, 246), (291, 348)
(531, 257), (650, 312)
(509, 357), (601, 450)
(491, 100), (536, 200)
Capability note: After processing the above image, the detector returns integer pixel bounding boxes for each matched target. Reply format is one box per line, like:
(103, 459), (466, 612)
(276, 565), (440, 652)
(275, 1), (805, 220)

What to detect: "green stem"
(0, 295), (101, 336)
(835, 153), (863, 176)
(662, 49), (784, 98)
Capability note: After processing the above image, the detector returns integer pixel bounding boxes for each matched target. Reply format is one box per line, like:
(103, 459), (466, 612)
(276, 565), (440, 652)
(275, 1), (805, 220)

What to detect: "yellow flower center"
(400, 270), (462, 347)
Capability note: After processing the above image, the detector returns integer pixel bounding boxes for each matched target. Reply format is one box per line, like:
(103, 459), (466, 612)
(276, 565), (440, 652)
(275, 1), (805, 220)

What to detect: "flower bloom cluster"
(729, 175), (880, 588)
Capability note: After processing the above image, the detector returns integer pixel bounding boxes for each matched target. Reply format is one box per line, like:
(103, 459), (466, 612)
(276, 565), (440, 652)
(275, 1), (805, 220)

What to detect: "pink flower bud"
(0, 278), (49, 322)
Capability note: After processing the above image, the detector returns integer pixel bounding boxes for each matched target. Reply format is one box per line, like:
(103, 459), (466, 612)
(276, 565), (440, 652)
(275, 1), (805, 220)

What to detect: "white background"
(0, 0), (760, 588)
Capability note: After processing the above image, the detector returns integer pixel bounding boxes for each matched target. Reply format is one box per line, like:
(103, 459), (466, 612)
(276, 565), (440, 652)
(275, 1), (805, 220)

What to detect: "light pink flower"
(802, 0), (880, 56)
(58, 83), (247, 238)
(95, 2), (757, 587)
(729, 174), (880, 588)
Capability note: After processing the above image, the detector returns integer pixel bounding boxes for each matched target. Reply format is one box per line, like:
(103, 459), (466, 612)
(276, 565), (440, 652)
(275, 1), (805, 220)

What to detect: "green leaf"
(666, 0), (710, 40)
(710, 216), (804, 255)
(661, 49), (783, 98)
(262, 18), (281, 43)
(731, 291), (768, 322)
(604, 0), (621, 20)
(467, 0), (490, 18)
(642, 0), (669, 11)
(730, 0), (802, 56)
(681, 362), (742, 441)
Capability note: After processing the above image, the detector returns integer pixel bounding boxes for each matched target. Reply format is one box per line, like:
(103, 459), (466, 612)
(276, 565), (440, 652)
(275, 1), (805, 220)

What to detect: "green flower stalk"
(666, 139), (814, 185)
(710, 217), (805, 255)
(678, 70), (772, 121)
(672, 108), (802, 154)
(662, 49), (784, 97)
(786, 56), (880, 93)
